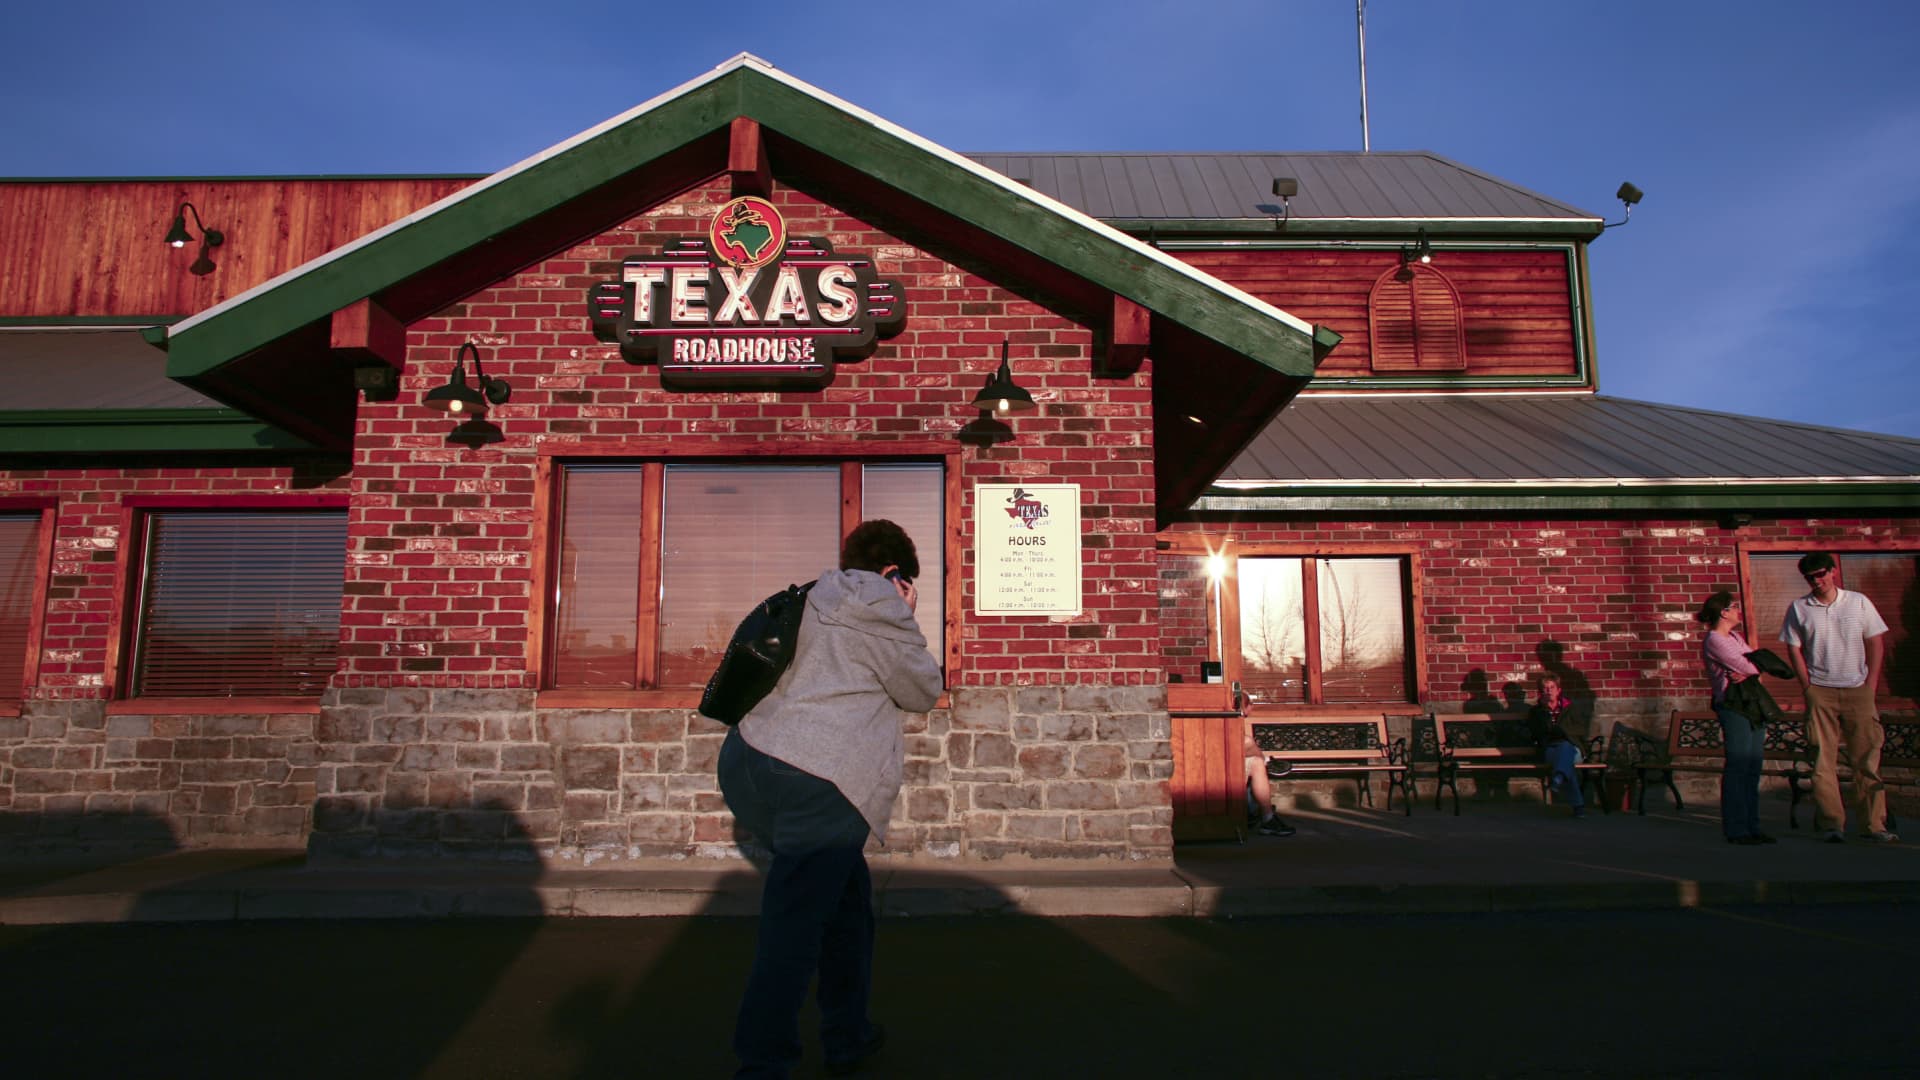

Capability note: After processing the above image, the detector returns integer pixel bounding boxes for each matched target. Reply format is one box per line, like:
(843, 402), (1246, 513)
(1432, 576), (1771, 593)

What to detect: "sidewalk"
(3, 797), (1916, 925)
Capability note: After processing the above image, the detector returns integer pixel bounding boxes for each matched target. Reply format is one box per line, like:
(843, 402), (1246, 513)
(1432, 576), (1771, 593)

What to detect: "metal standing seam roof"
(1214, 395), (1920, 487)
(963, 151), (1600, 222)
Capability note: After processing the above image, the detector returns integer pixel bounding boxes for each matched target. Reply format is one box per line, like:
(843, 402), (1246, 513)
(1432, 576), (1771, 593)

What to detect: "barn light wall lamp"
(164, 201), (225, 276)
(969, 338), (1034, 415)
(423, 342), (511, 416)
(1399, 226), (1433, 271)
(1602, 181), (1645, 230)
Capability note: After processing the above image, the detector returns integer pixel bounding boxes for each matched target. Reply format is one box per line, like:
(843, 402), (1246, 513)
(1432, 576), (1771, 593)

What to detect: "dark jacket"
(1527, 697), (1574, 747)
(1722, 675), (1784, 730)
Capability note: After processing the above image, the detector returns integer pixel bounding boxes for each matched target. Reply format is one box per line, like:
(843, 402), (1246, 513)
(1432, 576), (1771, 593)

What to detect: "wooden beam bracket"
(329, 298), (407, 401)
(1097, 295), (1150, 378)
(728, 117), (773, 198)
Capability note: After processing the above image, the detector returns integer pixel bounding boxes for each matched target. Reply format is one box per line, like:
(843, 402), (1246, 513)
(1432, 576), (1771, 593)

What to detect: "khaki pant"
(1804, 682), (1886, 834)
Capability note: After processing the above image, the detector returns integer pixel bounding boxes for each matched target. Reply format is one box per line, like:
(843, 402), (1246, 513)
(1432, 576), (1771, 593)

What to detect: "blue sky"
(6, 1), (1919, 436)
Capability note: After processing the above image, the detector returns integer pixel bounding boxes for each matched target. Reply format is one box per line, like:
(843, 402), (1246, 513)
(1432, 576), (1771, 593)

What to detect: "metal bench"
(1623, 710), (1919, 830)
(1249, 715), (1414, 815)
(1429, 712), (1609, 816)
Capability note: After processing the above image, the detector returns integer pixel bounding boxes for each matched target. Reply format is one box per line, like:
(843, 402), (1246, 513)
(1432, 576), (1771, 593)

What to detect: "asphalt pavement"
(4, 789), (1918, 925)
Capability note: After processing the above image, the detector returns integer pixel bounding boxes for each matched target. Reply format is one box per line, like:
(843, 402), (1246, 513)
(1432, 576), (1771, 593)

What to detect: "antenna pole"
(1356, 0), (1372, 152)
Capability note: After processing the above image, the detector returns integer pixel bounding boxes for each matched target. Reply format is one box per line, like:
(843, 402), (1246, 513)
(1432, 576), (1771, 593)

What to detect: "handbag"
(697, 581), (813, 725)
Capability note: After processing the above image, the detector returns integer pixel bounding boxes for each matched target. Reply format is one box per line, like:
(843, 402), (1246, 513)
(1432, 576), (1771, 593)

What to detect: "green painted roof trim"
(1194, 484), (1920, 515)
(0, 408), (316, 453)
(166, 86), (733, 381)
(165, 56), (1323, 388)
(735, 74), (1321, 375)
(1118, 218), (1605, 240)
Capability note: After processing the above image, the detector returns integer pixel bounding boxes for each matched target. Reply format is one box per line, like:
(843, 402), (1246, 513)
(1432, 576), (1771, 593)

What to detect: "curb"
(6, 875), (1920, 925)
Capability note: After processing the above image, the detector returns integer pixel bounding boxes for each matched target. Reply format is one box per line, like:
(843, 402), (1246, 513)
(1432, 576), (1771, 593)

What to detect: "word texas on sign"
(589, 196), (906, 390)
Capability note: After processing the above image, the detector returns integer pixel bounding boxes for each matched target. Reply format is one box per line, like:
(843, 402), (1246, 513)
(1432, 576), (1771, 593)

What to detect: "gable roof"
(158, 54), (1339, 520)
(1197, 394), (1920, 514)
(967, 152), (1602, 233)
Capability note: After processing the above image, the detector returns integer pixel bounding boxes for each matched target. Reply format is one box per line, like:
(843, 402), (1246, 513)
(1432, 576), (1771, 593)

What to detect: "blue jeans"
(1543, 739), (1584, 809)
(1716, 705), (1765, 839)
(718, 728), (876, 1080)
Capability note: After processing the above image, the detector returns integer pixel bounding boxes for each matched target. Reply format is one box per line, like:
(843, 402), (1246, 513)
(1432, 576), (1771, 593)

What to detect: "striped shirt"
(1779, 588), (1888, 688)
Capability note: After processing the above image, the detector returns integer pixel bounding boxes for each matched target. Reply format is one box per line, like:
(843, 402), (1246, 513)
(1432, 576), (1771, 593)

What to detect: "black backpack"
(698, 581), (814, 725)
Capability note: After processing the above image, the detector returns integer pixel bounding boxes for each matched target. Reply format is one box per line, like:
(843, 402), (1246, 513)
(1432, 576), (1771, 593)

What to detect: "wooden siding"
(1178, 248), (1579, 380)
(0, 179), (475, 319)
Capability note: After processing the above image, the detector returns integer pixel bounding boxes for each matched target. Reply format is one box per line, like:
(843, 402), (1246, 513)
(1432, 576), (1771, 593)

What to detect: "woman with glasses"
(1696, 590), (1773, 844)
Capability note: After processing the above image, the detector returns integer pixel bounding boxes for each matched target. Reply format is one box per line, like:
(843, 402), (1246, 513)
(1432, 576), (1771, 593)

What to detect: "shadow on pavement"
(0, 804), (547, 1080)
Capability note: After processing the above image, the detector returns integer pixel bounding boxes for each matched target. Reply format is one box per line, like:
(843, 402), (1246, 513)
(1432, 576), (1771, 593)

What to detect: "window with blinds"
(1368, 263), (1467, 372)
(129, 511), (347, 698)
(549, 461), (945, 690)
(0, 513), (42, 696)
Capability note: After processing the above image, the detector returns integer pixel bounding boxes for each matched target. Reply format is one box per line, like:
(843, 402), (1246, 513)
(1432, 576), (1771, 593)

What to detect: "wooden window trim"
(110, 500), (348, 703)
(1212, 541), (1428, 710)
(532, 440), (962, 692)
(0, 499), (56, 701)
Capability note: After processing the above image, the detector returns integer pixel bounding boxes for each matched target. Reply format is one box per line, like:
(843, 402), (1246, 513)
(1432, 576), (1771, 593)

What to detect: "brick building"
(3, 55), (1917, 861)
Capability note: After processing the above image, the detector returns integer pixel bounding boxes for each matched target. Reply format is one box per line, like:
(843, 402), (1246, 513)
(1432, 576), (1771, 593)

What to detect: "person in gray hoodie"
(718, 519), (942, 1079)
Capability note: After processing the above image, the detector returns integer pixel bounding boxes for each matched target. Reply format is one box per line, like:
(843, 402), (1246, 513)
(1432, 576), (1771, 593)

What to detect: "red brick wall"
(1160, 516), (1920, 715)
(342, 181), (1159, 690)
(0, 466), (351, 700)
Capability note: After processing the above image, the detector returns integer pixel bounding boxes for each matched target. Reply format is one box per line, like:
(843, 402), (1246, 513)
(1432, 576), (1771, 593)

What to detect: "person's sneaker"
(826, 1024), (886, 1077)
(1821, 830), (1847, 844)
(1732, 834), (1768, 846)
(1256, 816), (1296, 837)
(1861, 830), (1900, 843)
(1571, 806), (1587, 819)
(1754, 832), (1779, 844)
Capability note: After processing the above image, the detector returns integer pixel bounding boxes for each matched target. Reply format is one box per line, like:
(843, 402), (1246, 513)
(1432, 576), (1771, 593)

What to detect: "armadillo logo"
(588, 198), (906, 390)
(709, 197), (785, 270)
(1005, 488), (1050, 529)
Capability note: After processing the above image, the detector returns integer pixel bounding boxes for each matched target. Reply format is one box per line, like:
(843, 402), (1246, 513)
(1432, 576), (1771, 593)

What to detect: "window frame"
(0, 500), (56, 715)
(531, 439), (961, 709)
(107, 495), (347, 715)
(1736, 540), (1920, 710)
(1163, 538), (1427, 714)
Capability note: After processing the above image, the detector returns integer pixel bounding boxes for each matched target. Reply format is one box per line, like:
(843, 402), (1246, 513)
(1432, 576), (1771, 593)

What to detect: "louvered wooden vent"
(1368, 263), (1467, 372)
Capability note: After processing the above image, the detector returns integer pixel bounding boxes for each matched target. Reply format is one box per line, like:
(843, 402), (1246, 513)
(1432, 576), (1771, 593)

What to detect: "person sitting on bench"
(1245, 730), (1296, 837)
(1528, 672), (1586, 818)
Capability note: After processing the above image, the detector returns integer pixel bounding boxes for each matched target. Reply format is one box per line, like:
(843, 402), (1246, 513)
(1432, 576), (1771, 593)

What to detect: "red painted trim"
(104, 503), (139, 699)
(122, 494), (351, 509)
(17, 506), (56, 697)
(538, 437), (954, 460)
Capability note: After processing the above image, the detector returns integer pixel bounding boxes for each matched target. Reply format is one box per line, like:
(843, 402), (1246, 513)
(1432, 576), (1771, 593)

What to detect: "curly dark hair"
(840, 519), (920, 579)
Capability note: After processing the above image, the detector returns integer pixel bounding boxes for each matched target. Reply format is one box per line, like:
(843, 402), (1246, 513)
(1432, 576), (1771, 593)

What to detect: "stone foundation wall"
(0, 700), (317, 854)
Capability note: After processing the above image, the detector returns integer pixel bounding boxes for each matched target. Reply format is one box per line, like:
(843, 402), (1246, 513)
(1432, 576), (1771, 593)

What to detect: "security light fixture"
(969, 338), (1034, 414)
(165, 201), (225, 276)
(1602, 181), (1645, 230)
(423, 342), (511, 416)
(1271, 177), (1298, 226)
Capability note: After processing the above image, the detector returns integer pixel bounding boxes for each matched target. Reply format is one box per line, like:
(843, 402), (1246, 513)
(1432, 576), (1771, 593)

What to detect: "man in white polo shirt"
(1779, 551), (1896, 843)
